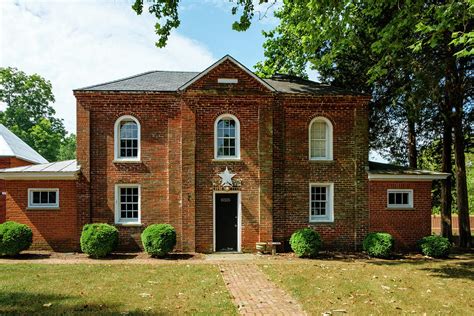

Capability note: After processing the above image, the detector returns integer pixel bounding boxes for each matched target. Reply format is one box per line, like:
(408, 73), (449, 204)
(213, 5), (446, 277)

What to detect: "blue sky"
(0, 0), (281, 133)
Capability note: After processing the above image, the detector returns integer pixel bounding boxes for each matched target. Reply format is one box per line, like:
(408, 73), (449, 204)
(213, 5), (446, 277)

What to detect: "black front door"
(215, 193), (238, 252)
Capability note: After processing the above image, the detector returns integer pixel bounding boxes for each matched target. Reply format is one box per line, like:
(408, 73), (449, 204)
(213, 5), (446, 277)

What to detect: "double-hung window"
(309, 183), (334, 222)
(114, 115), (141, 161)
(215, 114), (240, 159)
(115, 184), (141, 224)
(28, 189), (59, 209)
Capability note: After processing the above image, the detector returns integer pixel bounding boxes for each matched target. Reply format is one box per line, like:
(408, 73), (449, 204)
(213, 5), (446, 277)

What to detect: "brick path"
(219, 263), (306, 315)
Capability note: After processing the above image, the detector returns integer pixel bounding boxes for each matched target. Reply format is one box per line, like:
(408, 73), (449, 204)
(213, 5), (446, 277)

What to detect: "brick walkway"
(219, 263), (306, 315)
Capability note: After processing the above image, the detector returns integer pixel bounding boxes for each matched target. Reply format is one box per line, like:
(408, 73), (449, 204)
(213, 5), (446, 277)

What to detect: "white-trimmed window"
(309, 183), (334, 222)
(387, 189), (413, 209)
(309, 117), (333, 160)
(28, 188), (59, 209)
(114, 115), (141, 161)
(115, 184), (141, 224)
(214, 114), (240, 159)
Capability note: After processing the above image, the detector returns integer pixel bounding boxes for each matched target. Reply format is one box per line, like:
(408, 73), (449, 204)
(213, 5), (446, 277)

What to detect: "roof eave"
(368, 173), (450, 181)
(0, 171), (79, 180)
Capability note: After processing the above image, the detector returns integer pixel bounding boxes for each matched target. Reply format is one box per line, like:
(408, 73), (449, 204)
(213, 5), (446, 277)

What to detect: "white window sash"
(115, 184), (141, 224)
(387, 189), (414, 208)
(27, 188), (59, 209)
(309, 183), (334, 222)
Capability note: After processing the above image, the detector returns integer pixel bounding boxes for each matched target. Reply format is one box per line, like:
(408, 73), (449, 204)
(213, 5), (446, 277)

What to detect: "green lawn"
(260, 256), (474, 315)
(0, 264), (236, 315)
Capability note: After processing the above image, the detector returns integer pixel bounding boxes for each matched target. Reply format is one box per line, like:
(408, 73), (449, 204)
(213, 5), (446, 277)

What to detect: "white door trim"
(213, 191), (241, 252)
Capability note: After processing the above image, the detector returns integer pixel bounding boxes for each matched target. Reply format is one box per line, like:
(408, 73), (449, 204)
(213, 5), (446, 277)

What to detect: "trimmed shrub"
(363, 232), (394, 258)
(141, 224), (176, 257)
(80, 223), (118, 258)
(0, 221), (33, 256)
(290, 228), (322, 258)
(419, 235), (451, 258)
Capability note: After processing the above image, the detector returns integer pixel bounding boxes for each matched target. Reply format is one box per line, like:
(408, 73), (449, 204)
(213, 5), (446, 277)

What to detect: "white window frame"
(27, 188), (59, 209)
(214, 113), (241, 160)
(309, 183), (334, 222)
(114, 115), (141, 162)
(309, 117), (333, 161)
(387, 189), (414, 209)
(114, 184), (141, 225)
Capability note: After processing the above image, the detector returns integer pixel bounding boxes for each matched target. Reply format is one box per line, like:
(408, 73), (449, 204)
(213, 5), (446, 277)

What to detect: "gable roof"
(178, 55), (276, 92)
(368, 161), (450, 181)
(0, 159), (79, 180)
(0, 124), (48, 164)
(74, 55), (364, 96)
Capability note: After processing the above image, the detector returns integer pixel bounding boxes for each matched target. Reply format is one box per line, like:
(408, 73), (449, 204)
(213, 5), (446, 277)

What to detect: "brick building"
(0, 56), (449, 252)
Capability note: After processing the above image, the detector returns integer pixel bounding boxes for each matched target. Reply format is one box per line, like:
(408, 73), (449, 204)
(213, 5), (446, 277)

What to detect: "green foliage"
(363, 232), (394, 258)
(289, 228), (322, 258)
(0, 221), (33, 256)
(131, 0), (276, 47)
(419, 235), (452, 258)
(80, 224), (119, 258)
(57, 134), (76, 160)
(0, 67), (69, 162)
(141, 224), (176, 257)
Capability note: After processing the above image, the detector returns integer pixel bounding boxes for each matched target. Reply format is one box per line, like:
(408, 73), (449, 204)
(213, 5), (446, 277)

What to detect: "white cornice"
(0, 172), (78, 180)
(368, 173), (450, 181)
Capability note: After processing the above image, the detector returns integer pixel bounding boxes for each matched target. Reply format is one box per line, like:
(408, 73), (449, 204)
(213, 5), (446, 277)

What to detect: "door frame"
(213, 191), (241, 252)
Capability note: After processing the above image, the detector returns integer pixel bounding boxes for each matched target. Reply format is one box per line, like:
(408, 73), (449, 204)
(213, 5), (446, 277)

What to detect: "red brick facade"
(0, 157), (33, 223)
(3, 180), (78, 251)
(1, 57), (438, 252)
(369, 181), (432, 249)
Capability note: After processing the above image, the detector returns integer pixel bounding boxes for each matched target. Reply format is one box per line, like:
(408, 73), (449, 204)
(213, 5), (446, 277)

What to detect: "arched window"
(214, 114), (240, 159)
(114, 115), (140, 161)
(309, 117), (333, 160)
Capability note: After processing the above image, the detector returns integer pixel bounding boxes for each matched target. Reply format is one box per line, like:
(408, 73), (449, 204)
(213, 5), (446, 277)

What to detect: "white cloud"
(0, 0), (215, 133)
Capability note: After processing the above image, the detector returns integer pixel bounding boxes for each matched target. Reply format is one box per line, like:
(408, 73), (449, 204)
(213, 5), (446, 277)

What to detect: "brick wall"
(74, 59), (372, 253)
(4, 180), (78, 251)
(0, 157), (33, 223)
(369, 181), (432, 249)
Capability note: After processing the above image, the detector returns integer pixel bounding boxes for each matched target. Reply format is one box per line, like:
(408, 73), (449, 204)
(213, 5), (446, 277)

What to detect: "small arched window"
(309, 117), (333, 160)
(114, 115), (140, 161)
(214, 114), (240, 159)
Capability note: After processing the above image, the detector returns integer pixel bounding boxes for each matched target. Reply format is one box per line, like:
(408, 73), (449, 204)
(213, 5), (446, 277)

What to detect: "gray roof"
(368, 161), (449, 178)
(0, 159), (79, 180)
(0, 124), (48, 164)
(74, 56), (364, 96)
(76, 71), (199, 92)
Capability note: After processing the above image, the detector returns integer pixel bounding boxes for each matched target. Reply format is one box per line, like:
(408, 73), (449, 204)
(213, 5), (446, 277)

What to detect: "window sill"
(385, 207), (415, 211)
(309, 159), (335, 163)
(113, 159), (142, 164)
(27, 207), (60, 211)
(212, 158), (242, 162)
(115, 223), (142, 227)
(309, 220), (334, 224)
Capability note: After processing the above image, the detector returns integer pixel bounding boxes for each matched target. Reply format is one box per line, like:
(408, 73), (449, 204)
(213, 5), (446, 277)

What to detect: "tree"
(0, 67), (68, 162)
(131, 0), (277, 47)
(57, 134), (76, 161)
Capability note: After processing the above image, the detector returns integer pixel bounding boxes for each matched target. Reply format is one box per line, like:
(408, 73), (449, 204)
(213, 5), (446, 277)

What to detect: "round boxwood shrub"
(419, 235), (451, 258)
(289, 228), (322, 258)
(363, 232), (394, 258)
(141, 224), (176, 257)
(0, 221), (33, 256)
(80, 223), (118, 258)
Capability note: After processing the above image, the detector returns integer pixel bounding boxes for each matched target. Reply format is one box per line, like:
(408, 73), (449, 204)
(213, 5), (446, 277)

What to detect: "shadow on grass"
(421, 260), (474, 281)
(0, 291), (156, 315)
(1, 253), (51, 260)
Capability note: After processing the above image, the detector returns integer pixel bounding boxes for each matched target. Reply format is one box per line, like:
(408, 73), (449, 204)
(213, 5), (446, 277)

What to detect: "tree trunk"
(407, 119), (417, 168)
(453, 109), (471, 248)
(440, 116), (453, 242)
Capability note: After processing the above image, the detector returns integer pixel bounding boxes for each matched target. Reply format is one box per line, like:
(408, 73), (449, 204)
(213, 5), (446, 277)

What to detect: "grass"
(0, 264), (236, 315)
(260, 256), (474, 315)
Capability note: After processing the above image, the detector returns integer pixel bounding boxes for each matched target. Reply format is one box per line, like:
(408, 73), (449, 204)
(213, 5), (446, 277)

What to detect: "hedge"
(0, 221), (33, 256)
(289, 228), (322, 258)
(141, 224), (176, 257)
(80, 223), (118, 258)
(419, 235), (451, 258)
(363, 232), (394, 258)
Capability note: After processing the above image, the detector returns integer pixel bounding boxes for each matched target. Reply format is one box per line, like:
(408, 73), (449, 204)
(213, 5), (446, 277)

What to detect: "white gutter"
(0, 172), (78, 180)
(368, 173), (450, 181)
